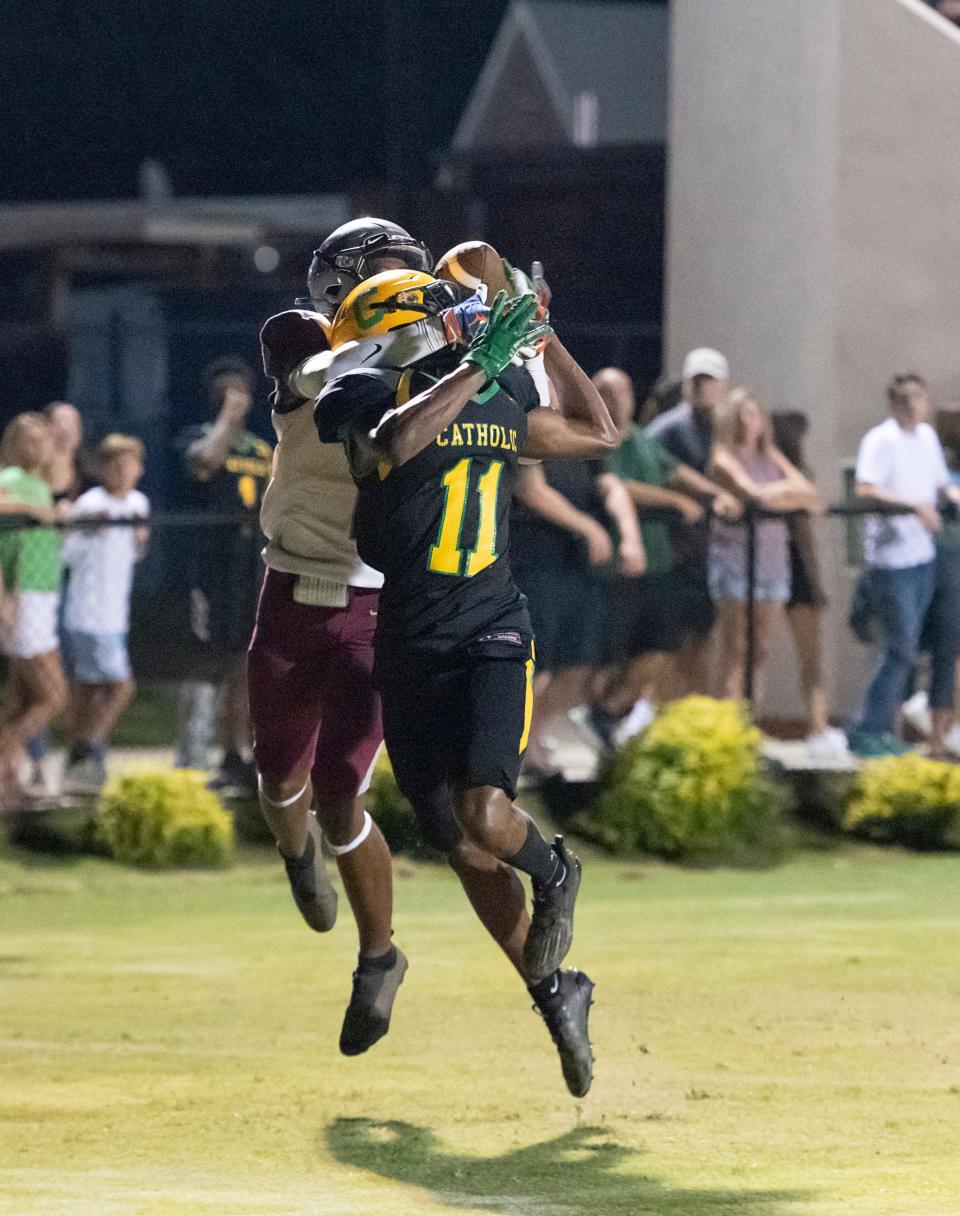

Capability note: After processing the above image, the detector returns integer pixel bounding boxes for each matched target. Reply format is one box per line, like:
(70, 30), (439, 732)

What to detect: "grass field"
(1, 838), (960, 1216)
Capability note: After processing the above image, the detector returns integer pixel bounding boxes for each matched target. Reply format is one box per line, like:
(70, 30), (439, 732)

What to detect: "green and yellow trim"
(519, 641), (536, 753)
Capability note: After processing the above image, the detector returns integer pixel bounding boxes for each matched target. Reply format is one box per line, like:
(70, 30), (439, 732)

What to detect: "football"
(436, 240), (509, 302)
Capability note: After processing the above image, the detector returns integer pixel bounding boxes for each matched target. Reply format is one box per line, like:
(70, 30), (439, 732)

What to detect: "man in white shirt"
(62, 435), (150, 790)
(849, 373), (960, 756)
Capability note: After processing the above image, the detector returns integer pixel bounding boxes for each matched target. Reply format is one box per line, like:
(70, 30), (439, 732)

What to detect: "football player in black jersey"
(315, 271), (618, 1096)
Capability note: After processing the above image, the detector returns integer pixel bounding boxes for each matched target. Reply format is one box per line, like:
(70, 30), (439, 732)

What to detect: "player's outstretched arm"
(545, 337), (619, 443)
(370, 362), (487, 468)
(523, 339), (618, 460)
(523, 393), (618, 461)
(370, 291), (550, 468)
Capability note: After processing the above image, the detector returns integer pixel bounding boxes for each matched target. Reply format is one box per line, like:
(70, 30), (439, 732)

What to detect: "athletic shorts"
(187, 583), (261, 679)
(247, 570), (383, 799)
(672, 558), (716, 640)
(376, 640), (535, 840)
(63, 630), (131, 683)
(0, 590), (60, 659)
(513, 565), (605, 672)
(609, 572), (684, 660)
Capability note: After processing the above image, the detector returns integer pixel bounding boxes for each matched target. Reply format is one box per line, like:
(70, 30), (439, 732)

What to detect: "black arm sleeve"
(497, 364), (541, 415)
(314, 370), (399, 444)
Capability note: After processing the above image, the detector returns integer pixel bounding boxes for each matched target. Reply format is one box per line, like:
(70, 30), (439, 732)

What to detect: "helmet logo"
(352, 285), (388, 331)
(331, 268), (445, 351)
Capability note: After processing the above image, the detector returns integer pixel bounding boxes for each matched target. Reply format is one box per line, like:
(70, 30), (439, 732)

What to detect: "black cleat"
(208, 751), (258, 797)
(534, 969), (595, 1098)
(282, 811), (337, 933)
(340, 947), (408, 1056)
(586, 706), (616, 751)
(524, 836), (582, 984)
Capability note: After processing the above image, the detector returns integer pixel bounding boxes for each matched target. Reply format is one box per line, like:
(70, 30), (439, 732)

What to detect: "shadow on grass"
(325, 1118), (808, 1216)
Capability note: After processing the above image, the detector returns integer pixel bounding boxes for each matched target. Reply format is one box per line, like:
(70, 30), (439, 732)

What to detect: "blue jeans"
(858, 561), (936, 733)
(923, 541), (960, 710)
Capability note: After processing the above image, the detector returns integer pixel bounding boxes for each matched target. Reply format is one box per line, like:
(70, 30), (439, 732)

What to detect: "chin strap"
(327, 810), (373, 857)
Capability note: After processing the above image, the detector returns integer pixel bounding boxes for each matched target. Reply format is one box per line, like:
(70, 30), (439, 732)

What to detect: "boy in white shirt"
(62, 435), (150, 791)
(850, 373), (960, 756)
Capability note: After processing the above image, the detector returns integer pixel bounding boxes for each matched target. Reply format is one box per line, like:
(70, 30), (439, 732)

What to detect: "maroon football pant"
(247, 571), (383, 798)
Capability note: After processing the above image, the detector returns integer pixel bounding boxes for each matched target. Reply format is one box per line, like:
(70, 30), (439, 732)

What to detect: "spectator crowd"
(0, 358), (269, 808)
(1, 345), (959, 810)
(512, 351), (960, 775)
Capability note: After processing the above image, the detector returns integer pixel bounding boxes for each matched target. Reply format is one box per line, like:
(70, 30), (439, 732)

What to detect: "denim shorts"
(708, 561), (790, 604)
(64, 631), (131, 683)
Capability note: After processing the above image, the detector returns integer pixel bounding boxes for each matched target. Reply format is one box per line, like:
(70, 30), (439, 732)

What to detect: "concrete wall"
(666, 0), (960, 719)
(836, 0), (960, 452)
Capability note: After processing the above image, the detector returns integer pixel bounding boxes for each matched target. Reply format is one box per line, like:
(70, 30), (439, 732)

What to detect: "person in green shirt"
(590, 369), (740, 744)
(0, 413), (68, 804)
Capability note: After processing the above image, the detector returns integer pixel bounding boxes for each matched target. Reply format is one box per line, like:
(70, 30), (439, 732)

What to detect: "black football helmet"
(299, 217), (434, 318)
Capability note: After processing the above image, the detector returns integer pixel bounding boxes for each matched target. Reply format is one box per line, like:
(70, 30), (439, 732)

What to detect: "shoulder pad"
(325, 367), (403, 392)
(261, 309), (331, 413)
(260, 309), (329, 374)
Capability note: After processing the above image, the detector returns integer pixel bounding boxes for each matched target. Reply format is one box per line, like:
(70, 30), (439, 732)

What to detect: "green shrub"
(781, 768), (856, 833)
(844, 753), (960, 849)
(230, 794), (274, 845)
(96, 769), (234, 868)
(368, 753), (424, 855)
(578, 696), (785, 862)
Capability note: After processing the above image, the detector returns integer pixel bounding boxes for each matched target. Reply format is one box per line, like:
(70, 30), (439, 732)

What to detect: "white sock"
(613, 698), (655, 746)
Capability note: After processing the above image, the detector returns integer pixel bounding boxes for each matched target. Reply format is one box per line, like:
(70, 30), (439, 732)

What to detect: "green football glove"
(502, 257), (551, 358)
(502, 257), (551, 314)
(501, 257), (529, 297)
(463, 290), (553, 382)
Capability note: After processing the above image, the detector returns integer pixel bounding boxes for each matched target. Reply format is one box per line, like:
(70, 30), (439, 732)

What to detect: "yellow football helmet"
(329, 269), (458, 350)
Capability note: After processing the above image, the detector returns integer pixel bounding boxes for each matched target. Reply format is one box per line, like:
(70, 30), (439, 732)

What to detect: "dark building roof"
(452, 0), (668, 151)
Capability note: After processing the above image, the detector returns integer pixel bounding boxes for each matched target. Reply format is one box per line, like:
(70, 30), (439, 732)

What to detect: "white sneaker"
(806, 728), (850, 762)
(901, 691), (932, 738)
(945, 723), (960, 757)
(613, 698), (656, 747)
(63, 756), (106, 796)
(566, 705), (605, 749)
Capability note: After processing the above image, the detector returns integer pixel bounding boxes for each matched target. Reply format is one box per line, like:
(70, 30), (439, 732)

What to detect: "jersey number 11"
(429, 458), (504, 578)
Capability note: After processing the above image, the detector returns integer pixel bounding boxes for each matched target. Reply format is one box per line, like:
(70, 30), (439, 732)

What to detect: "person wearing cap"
(646, 348), (730, 691)
(647, 348), (730, 473)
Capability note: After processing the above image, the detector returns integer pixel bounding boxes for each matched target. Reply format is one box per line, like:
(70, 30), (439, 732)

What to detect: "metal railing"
(0, 501), (917, 696)
(740, 500), (915, 700)
(0, 501), (922, 731)
(560, 496), (915, 703)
